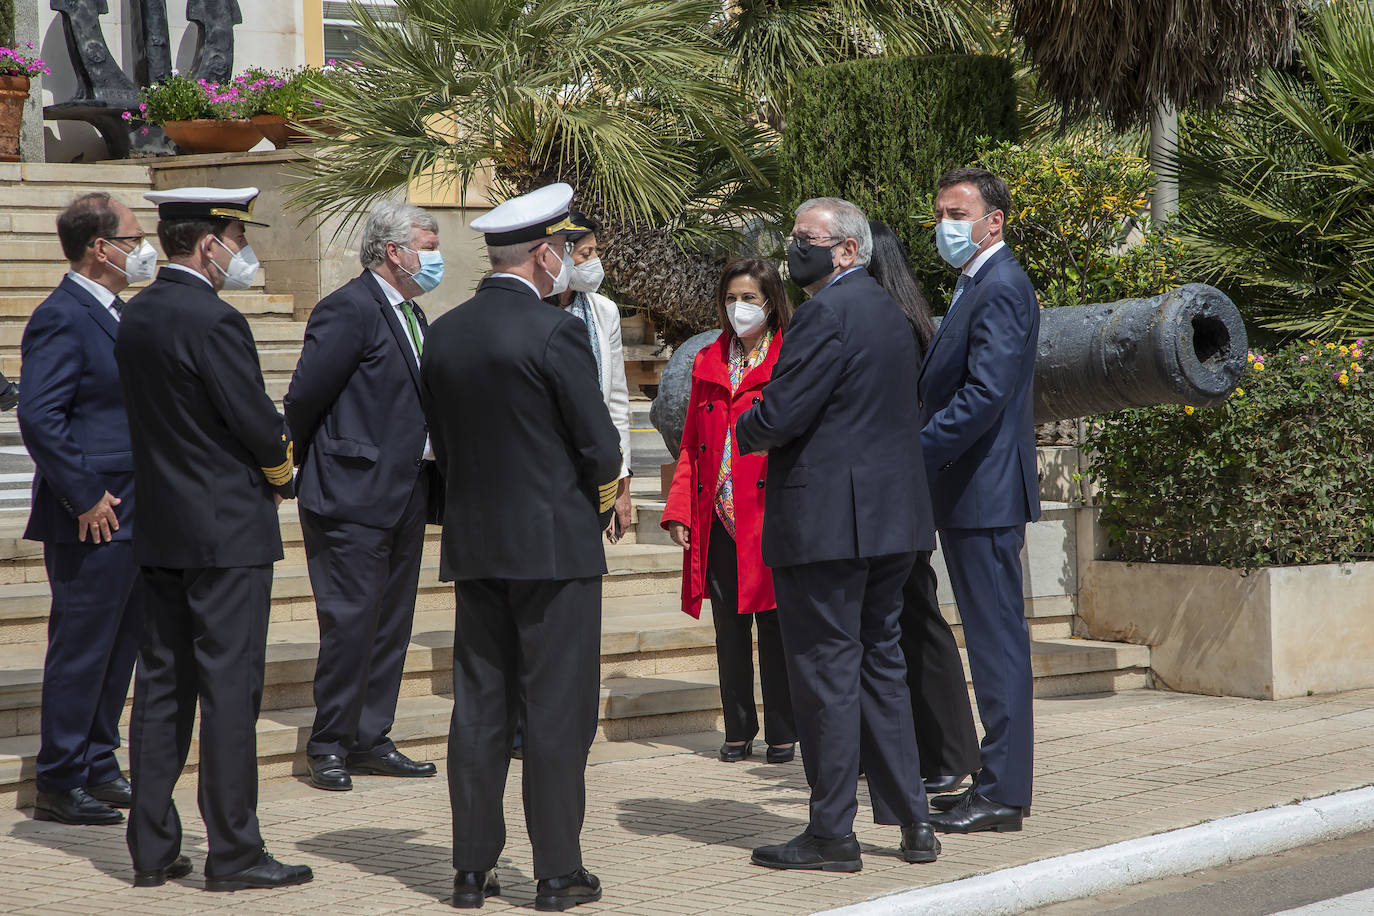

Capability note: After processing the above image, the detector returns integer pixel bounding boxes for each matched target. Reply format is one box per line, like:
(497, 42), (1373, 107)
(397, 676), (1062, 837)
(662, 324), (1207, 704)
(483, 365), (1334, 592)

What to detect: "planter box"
(1080, 560), (1374, 699)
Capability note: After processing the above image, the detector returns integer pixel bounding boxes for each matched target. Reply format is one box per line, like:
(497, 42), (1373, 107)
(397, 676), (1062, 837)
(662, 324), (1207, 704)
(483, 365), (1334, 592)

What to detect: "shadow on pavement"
(616, 796), (809, 849)
(7, 817), (152, 886)
(302, 826), (534, 908)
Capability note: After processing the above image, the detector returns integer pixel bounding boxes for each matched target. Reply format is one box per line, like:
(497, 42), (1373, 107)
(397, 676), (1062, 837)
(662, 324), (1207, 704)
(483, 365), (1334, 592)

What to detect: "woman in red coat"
(662, 258), (797, 764)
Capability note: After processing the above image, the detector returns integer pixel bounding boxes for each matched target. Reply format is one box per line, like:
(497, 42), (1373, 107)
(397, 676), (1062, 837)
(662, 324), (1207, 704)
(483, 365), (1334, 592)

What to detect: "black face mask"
(787, 240), (837, 288)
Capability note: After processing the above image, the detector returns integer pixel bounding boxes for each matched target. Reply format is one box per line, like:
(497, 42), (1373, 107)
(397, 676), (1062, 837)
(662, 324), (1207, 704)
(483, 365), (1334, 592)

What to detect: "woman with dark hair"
(549, 211), (633, 540)
(661, 258), (797, 764)
(866, 220), (981, 795)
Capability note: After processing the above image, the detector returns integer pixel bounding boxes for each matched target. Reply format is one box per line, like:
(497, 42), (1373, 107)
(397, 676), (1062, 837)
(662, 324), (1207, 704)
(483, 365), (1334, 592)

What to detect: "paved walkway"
(3, 687), (1374, 915)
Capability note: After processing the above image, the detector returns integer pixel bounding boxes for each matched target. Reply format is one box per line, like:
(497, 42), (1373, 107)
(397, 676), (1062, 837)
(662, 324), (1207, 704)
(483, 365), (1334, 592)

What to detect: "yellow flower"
(1327, 343), (1337, 349)
(1340, 345), (1349, 355)
(1234, 387), (1245, 396)
(1339, 373), (1350, 386)
(1247, 352), (1256, 363)
(1254, 362), (1264, 371)
(1353, 362), (1361, 370)
(1184, 405), (1195, 415)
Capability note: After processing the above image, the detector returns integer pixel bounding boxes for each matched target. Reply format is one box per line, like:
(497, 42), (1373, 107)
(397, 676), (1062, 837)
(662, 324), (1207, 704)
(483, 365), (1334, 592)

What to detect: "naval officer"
(116, 187), (312, 892)
(420, 183), (621, 911)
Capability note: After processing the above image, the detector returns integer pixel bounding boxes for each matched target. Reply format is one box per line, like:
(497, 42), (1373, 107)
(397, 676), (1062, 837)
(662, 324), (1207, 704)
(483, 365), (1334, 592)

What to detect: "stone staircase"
(0, 162), (1151, 811)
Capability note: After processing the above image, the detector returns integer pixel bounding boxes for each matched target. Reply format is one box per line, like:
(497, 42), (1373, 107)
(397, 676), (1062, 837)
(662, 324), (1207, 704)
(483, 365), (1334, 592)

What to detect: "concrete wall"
(36, 0), (307, 162)
(147, 150), (495, 318)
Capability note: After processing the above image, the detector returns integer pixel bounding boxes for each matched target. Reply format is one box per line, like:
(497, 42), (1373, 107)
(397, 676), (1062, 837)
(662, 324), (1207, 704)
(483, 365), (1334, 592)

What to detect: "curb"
(817, 785), (1374, 916)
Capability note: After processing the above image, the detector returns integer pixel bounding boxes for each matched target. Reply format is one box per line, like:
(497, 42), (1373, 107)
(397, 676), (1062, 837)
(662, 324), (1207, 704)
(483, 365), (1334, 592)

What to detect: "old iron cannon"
(649, 283), (1247, 458)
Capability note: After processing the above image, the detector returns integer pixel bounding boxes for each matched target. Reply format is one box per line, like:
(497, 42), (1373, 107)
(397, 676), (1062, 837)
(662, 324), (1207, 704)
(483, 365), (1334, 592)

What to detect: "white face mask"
(210, 235), (260, 290)
(109, 239), (158, 285)
(568, 256), (604, 294)
(544, 246), (571, 295)
(727, 299), (768, 337)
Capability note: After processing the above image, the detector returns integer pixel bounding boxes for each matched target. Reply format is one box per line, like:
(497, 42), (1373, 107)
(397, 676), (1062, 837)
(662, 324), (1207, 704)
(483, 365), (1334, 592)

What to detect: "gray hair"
(796, 197), (873, 266)
(359, 201), (439, 268)
(487, 240), (537, 270)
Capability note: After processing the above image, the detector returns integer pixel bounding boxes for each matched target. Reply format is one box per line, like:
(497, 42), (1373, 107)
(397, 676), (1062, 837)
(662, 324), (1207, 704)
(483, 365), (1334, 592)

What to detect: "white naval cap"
(143, 186), (269, 227)
(470, 182), (590, 246)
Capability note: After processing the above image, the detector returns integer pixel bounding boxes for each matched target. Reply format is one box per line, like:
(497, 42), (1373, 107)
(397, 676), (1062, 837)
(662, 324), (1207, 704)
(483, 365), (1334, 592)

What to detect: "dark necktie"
(948, 274), (973, 312)
(111, 297), (125, 319)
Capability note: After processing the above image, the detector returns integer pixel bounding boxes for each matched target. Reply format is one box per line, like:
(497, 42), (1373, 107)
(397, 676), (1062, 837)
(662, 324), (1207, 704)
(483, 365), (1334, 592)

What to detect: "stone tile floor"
(4, 687), (1374, 914)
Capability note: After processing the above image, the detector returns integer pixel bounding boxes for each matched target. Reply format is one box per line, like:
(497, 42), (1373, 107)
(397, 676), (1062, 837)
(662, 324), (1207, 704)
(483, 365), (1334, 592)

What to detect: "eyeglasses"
(96, 235), (146, 248)
(785, 234), (842, 252)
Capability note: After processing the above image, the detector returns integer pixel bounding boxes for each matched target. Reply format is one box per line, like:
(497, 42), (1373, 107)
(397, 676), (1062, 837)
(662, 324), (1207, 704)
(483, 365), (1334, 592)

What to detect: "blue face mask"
(935, 212), (993, 268)
(401, 246), (445, 293)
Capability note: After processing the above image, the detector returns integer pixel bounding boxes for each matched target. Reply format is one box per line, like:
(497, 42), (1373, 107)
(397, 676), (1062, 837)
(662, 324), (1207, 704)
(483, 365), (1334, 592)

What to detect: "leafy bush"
(1177, 0), (1374, 338)
(1085, 340), (1374, 568)
(779, 53), (1017, 305)
(975, 141), (1186, 308)
(134, 73), (254, 123)
(0, 1), (12, 47)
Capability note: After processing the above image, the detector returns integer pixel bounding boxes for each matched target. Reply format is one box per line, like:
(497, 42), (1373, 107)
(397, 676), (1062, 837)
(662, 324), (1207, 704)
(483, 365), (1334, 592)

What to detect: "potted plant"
(131, 72), (262, 154)
(0, 41), (50, 161)
(1078, 340), (1374, 699)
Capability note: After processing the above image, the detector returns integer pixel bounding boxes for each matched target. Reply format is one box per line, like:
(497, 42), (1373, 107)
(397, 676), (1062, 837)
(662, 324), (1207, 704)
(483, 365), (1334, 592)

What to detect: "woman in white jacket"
(550, 212), (633, 538)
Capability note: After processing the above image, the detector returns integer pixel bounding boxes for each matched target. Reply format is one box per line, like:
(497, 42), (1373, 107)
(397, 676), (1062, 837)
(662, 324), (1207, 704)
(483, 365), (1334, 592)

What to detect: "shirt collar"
(164, 263), (215, 287)
(65, 270), (118, 309)
(491, 272), (543, 298)
(368, 268), (409, 307)
(820, 265), (863, 293)
(962, 240), (1006, 277)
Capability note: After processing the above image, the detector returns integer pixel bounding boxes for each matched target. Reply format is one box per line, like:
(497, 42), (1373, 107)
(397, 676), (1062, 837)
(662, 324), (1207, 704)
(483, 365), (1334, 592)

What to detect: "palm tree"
(290, 0), (986, 342)
(1007, 0), (1300, 219)
(1177, 0), (1374, 339)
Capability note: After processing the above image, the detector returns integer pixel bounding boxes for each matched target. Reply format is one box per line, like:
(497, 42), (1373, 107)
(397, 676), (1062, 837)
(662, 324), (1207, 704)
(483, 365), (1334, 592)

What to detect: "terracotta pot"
(0, 75), (31, 163)
(161, 118), (263, 154)
(249, 113), (291, 148)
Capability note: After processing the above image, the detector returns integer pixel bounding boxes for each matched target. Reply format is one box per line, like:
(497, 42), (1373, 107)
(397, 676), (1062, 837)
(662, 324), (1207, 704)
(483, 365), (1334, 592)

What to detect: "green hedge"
(1, 0), (14, 46)
(778, 54), (1018, 306)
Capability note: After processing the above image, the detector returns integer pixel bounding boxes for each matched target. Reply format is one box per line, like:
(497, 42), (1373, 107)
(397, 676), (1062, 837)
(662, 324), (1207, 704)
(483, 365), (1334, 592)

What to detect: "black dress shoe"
(535, 867), (601, 911)
(204, 848), (313, 891)
(923, 773), (968, 795)
(899, 823), (941, 863)
(307, 754), (352, 791)
(765, 743), (796, 764)
(346, 748), (438, 778)
(751, 831), (862, 872)
(86, 775), (133, 808)
(719, 740), (753, 762)
(133, 854), (192, 887)
(932, 784), (1030, 816)
(34, 788), (123, 825)
(929, 791), (1025, 834)
(452, 868), (500, 908)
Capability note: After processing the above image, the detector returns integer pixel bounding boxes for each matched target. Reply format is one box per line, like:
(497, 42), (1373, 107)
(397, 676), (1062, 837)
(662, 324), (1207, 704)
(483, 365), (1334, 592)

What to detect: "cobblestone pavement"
(4, 687), (1374, 915)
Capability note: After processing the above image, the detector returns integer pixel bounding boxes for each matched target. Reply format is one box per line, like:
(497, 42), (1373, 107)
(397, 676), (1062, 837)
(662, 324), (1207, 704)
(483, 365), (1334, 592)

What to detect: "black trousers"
(772, 553), (927, 838)
(900, 550), (980, 779)
(126, 564), (272, 877)
(704, 516), (795, 746)
(448, 576), (600, 879)
(36, 540), (142, 793)
(302, 474), (428, 759)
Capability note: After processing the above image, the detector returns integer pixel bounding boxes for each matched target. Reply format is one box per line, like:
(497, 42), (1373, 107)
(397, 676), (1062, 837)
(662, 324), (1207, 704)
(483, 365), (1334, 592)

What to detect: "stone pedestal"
(1080, 560), (1374, 699)
(15, 0), (43, 162)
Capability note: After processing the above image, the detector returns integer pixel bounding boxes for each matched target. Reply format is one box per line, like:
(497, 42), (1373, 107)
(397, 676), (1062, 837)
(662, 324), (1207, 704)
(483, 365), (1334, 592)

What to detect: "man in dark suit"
(19, 192), (153, 826)
(285, 201), (443, 792)
(737, 197), (940, 872)
(921, 168), (1041, 835)
(116, 187), (312, 891)
(421, 183), (621, 911)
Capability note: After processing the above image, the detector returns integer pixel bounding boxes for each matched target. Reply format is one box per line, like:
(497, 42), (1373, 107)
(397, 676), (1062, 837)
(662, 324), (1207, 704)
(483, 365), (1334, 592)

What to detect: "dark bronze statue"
(45, 0), (240, 158)
(650, 283), (1248, 458)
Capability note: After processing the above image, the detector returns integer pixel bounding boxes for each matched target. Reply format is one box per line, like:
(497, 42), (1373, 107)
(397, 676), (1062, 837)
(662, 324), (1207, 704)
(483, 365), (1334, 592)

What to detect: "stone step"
(0, 265), (267, 297)
(0, 185), (159, 214)
(0, 292), (295, 321)
(0, 162), (154, 186)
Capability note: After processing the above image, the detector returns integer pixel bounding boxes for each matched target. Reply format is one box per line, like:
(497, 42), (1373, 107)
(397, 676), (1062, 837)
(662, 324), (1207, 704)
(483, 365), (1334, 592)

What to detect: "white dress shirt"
(962, 239), (1007, 278)
(368, 270), (432, 460)
(66, 270), (122, 322)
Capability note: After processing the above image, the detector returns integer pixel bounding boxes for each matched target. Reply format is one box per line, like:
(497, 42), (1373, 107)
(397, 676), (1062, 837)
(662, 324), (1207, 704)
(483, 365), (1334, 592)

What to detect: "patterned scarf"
(565, 291), (603, 390)
(713, 330), (774, 539)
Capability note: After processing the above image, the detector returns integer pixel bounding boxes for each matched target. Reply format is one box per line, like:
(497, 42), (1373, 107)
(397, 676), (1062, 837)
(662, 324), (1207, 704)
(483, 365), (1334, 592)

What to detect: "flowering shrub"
(130, 73), (249, 123)
(975, 141), (1187, 308)
(1085, 340), (1374, 568)
(0, 42), (50, 78)
(129, 65), (351, 127)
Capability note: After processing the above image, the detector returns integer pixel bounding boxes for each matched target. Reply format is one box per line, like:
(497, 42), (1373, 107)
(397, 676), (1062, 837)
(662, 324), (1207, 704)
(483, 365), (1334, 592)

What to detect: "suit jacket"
(115, 267), (294, 568)
(284, 270), (440, 529)
(735, 267), (934, 568)
(420, 276), (622, 581)
(18, 275), (136, 544)
(918, 245), (1041, 529)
